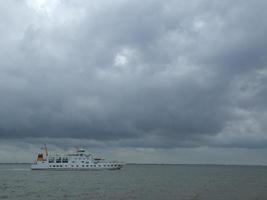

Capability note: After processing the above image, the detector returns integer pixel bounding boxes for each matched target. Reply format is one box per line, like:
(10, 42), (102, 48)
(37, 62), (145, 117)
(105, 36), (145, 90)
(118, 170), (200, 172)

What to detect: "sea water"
(0, 163), (266, 200)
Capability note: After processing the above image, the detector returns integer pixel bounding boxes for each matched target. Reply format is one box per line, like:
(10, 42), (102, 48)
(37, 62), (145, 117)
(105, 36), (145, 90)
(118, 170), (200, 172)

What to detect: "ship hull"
(31, 163), (124, 170)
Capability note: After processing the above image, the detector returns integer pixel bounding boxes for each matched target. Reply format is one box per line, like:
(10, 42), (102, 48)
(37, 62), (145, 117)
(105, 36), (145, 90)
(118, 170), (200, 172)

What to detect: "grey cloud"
(0, 0), (267, 149)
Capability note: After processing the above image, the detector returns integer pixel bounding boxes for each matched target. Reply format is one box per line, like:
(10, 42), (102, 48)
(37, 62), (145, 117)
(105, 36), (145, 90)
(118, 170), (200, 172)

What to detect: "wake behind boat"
(31, 145), (125, 170)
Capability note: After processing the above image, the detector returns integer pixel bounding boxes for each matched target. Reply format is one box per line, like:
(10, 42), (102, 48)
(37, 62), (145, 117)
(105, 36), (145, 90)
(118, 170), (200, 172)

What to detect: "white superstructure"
(31, 145), (125, 170)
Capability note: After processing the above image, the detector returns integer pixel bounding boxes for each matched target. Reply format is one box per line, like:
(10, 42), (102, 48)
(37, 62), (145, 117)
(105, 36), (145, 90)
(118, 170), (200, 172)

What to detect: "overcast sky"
(0, 0), (267, 164)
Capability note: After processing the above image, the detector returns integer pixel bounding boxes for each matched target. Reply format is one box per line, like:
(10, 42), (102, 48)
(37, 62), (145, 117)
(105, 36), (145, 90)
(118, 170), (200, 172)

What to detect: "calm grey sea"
(0, 163), (267, 200)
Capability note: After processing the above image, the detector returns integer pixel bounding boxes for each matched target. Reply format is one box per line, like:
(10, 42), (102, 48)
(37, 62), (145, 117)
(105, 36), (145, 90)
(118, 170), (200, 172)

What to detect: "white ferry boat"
(31, 145), (125, 170)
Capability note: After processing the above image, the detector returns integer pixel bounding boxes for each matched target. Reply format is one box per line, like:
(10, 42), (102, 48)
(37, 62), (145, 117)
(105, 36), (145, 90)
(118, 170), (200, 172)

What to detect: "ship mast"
(44, 144), (48, 156)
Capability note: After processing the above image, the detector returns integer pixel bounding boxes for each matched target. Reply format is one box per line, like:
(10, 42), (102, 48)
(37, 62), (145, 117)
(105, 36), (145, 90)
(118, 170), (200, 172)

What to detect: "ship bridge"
(77, 148), (85, 153)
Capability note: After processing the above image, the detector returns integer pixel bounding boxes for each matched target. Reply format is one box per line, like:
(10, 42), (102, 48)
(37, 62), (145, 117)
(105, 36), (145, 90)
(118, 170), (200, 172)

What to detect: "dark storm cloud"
(0, 0), (267, 148)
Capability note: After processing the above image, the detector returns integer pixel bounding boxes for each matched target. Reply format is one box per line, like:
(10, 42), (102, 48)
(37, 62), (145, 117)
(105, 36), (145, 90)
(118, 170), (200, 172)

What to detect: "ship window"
(82, 161), (84, 163)
(56, 157), (61, 163)
(98, 165), (100, 167)
(86, 165), (88, 167)
(71, 165), (74, 167)
(53, 165), (55, 167)
(94, 165), (96, 167)
(72, 161), (75, 163)
(62, 157), (68, 163)
(86, 162), (89, 164)
(49, 158), (54, 163)
(60, 165), (62, 167)
(103, 165), (106, 167)
(65, 165), (67, 167)
(76, 165), (79, 167)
